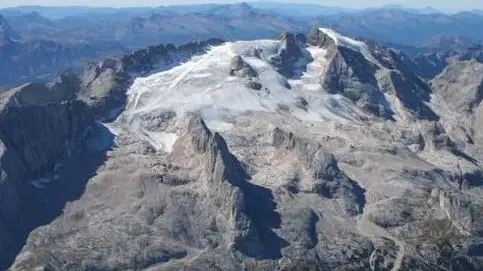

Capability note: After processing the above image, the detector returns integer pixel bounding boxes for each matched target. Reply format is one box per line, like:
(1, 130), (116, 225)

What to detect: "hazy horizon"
(0, 0), (482, 13)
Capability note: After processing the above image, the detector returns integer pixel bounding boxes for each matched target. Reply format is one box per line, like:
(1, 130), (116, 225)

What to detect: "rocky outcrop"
(268, 32), (306, 78)
(271, 128), (365, 215)
(307, 27), (336, 48)
(173, 115), (263, 254)
(229, 55), (262, 90)
(323, 47), (395, 119)
(8, 115), (280, 270)
(429, 60), (483, 145)
(311, 28), (439, 121)
(230, 55), (257, 78)
(311, 29), (396, 119)
(430, 60), (483, 114)
(121, 39), (224, 73)
(428, 188), (472, 236)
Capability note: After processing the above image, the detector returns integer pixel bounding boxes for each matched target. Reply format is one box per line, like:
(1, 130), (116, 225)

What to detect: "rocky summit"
(1, 28), (483, 271)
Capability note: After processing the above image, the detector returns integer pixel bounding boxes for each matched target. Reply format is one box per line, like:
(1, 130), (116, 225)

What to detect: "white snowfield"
(119, 30), (380, 152)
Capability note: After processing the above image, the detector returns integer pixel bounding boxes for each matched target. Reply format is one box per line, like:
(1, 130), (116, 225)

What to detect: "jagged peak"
(180, 113), (213, 153)
(317, 27), (382, 66)
(280, 31), (306, 44)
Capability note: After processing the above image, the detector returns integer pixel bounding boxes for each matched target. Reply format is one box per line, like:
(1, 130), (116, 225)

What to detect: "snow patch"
(103, 122), (122, 136)
(143, 131), (178, 152)
(191, 73), (212, 78)
(31, 178), (52, 189)
(289, 46), (328, 93)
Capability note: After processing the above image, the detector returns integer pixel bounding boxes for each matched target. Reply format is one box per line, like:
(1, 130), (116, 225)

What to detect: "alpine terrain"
(1, 27), (483, 270)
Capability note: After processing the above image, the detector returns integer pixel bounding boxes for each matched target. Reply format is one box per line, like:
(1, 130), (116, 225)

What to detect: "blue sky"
(0, 0), (482, 12)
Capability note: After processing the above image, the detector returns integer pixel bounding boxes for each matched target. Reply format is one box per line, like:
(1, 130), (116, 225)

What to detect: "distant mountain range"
(0, 2), (448, 19)
(0, 2), (482, 87)
(2, 3), (483, 48)
(0, 13), (126, 86)
(250, 2), (443, 17)
(315, 9), (483, 47)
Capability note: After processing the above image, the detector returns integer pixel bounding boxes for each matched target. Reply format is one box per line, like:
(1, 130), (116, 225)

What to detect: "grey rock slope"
(0, 82), (95, 269)
(4, 29), (483, 271)
(430, 60), (483, 149)
(430, 60), (483, 114)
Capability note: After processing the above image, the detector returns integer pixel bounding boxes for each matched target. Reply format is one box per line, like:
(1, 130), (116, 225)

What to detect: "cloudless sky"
(0, 0), (482, 12)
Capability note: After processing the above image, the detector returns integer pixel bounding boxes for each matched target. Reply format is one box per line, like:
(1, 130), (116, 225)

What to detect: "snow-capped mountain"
(3, 28), (483, 270)
(117, 27), (438, 152)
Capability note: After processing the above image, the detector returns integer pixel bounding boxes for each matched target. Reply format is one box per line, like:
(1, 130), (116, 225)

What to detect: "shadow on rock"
(1, 124), (114, 270)
(348, 177), (367, 215)
(213, 133), (289, 260)
(240, 181), (290, 259)
(451, 149), (479, 166)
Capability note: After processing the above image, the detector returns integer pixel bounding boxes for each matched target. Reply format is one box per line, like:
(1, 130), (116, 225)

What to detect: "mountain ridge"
(2, 28), (483, 270)
(1, 3), (483, 87)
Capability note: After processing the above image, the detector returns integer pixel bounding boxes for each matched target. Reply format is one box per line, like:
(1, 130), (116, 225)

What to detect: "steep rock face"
(323, 47), (393, 118)
(429, 60), (483, 146)
(431, 60), (483, 114)
(0, 86), (95, 269)
(309, 28), (438, 121)
(307, 27), (336, 48)
(376, 50), (439, 121)
(0, 101), (93, 181)
(268, 32), (305, 78)
(172, 115), (259, 251)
